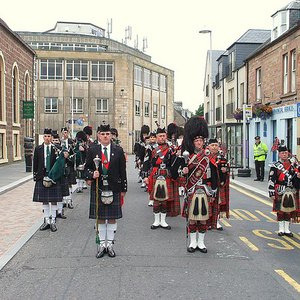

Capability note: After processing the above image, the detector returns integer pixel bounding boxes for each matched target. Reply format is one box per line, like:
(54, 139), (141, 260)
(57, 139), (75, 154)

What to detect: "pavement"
(0, 157), (270, 271)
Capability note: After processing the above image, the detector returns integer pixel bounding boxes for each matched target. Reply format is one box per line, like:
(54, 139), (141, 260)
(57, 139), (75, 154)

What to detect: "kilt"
(89, 184), (122, 220)
(219, 184), (230, 219)
(61, 175), (70, 197)
(166, 179), (181, 217)
(33, 180), (63, 203)
(65, 166), (77, 185)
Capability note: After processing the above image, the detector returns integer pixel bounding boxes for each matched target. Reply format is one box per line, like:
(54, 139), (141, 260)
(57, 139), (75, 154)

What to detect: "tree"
(194, 103), (204, 116)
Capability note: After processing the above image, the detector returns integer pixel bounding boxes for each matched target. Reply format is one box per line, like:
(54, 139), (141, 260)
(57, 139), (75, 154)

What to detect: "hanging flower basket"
(233, 108), (243, 121)
(252, 104), (272, 119)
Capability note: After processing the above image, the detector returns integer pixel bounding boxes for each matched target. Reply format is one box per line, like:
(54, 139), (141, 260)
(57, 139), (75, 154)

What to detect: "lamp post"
(199, 29), (213, 125)
(71, 77), (79, 138)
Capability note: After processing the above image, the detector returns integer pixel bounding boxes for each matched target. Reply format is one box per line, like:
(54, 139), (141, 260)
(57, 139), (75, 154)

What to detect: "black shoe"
(254, 178), (261, 181)
(39, 222), (50, 231)
(68, 202), (74, 209)
(187, 247), (196, 253)
(96, 245), (106, 258)
(260, 179), (264, 182)
(278, 232), (284, 236)
(160, 225), (171, 230)
(198, 247), (208, 253)
(150, 224), (160, 230)
(76, 189), (83, 193)
(284, 232), (293, 237)
(57, 213), (67, 219)
(107, 245), (116, 258)
(83, 186), (87, 190)
(50, 223), (57, 232)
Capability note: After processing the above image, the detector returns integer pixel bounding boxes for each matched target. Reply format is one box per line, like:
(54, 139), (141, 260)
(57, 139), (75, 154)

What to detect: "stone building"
(0, 19), (35, 164)
(18, 21), (174, 153)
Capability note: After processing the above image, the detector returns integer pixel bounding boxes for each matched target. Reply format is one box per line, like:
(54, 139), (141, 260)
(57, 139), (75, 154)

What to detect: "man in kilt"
(144, 127), (180, 230)
(268, 145), (300, 237)
(85, 124), (127, 258)
(207, 138), (230, 231)
(33, 128), (69, 231)
(181, 116), (212, 253)
(60, 127), (76, 209)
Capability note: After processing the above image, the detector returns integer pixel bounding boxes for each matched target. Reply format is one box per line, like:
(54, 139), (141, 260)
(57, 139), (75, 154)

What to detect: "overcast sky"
(2, 0), (290, 113)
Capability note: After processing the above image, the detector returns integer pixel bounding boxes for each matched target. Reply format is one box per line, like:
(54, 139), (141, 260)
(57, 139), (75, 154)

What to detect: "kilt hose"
(89, 185), (122, 220)
(33, 180), (63, 203)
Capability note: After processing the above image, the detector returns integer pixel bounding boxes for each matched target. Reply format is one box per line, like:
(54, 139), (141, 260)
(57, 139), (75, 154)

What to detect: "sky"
(1, 0), (290, 113)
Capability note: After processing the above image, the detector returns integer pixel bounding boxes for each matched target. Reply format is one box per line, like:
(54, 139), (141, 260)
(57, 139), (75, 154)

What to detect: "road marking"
(275, 270), (300, 293)
(220, 219), (231, 227)
(233, 209), (260, 221)
(229, 209), (243, 220)
(282, 236), (300, 249)
(253, 230), (294, 250)
(239, 236), (259, 251)
(255, 210), (276, 222)
(231, 185), (272, 207)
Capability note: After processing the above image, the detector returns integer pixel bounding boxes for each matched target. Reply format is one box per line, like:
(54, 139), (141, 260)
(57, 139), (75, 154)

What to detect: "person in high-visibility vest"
(253, 136), (268, 181)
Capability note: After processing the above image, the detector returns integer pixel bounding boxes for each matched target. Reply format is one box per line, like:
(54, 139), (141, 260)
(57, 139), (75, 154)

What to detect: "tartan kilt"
(61, 175), (70, 197)
(149, 176), (174, 202)
(66, 166), (77, 185)
(219, 184), (230, 219)
(167, 179), (181, 217)
(33, 180), (63, 203)
(89, 183), (122, 220)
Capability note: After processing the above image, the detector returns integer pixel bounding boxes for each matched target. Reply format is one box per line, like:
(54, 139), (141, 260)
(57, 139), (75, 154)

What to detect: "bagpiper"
(206, 138), (230, 230)
(181, 116), (212, 253)
(33, 128), (69, 232)
(144, 127), (180, 230)
(268, 145), (300, 237)
(85, 123), (127, 258)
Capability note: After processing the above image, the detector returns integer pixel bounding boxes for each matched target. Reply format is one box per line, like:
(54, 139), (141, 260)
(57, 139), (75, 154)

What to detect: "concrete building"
(0, 19), (35, 164)
(18, 21), (174, 153)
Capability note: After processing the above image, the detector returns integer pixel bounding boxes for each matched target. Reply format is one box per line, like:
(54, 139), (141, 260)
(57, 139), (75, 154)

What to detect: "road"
(0, 156), (299, 299)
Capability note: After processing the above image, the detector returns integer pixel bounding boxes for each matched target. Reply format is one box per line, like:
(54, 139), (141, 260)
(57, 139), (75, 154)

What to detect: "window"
(256, 68), (262, 100)
(281, 11), (287, 34)
(134, 65), (142, 85)
(228, 51), (235, 78)
(13, 132), (20, 159)
(152, 72), (159, 90)
(228, 88), (234, 103)
(144, 102), (149, 117)
(66, 60), (88, 80)
(291, 49), (296, 92)
(91, 61), (114, 81)
(12, 66), (19, 124)
(40, 59), (63, 80)
(240, 82), (244, 107)
(160, 75), (166, 92)
(96, 98), (108, 113)
(153, 103), (158, 118)
(45, 97), (58, 113)
(135, 100), (141, 116)
(283, 54), (288, 94)
(144, 69), (151, 88)
(0, 56), (3, 122)
(72, 98), (83, 113)
(161, 105), (166, 119)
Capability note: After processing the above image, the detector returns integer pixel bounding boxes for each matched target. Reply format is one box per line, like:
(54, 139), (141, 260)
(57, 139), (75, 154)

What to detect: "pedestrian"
(85, 123), (127, 258)
(32, 128), (68, 232)
(181, 116), (212, 253)
(253, 136), (268, 181)
(268, 145), (300, 237)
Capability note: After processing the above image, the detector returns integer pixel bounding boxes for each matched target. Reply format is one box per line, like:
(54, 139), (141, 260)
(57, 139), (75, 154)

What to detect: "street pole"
(71, 77), (79, 139)
(242, 104), (246, 168)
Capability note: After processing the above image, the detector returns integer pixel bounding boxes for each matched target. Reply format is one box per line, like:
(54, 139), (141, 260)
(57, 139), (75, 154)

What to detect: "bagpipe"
(43, 144), (68, 187)
(216, 150), (230, 186)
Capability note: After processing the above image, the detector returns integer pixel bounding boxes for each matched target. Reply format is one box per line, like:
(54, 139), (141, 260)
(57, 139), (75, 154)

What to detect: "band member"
(144, 127), (180, 230)
(85, 123), (127, 258)
(32, 128), (68, 231)
(268, 145), (300, 237)
(134, 124), (150, 185)
(167, 122), (178, 146)
(61, 127), (76, 208)
(83, 125), (94, 146)
(181, 116), (212, 253)
(207, 139), (230, 230)
(74, 131), (88, 193)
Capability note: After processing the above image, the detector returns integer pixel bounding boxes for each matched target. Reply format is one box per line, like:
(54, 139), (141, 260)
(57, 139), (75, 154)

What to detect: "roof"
(271, 0), (300, 16)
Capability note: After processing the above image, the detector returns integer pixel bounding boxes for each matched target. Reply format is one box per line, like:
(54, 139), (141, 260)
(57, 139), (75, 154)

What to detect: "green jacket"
(253, 142), (268, 161)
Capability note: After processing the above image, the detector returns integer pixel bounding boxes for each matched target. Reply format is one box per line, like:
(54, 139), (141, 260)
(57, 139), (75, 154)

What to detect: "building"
(18, 21), (174, 153)
(0, 19), (35, 164)
(173, 101), (192, 127)
(246, 0), (300, 167)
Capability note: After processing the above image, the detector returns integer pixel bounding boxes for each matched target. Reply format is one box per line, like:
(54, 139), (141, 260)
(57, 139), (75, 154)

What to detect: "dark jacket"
(85, 143), (127, 193)
(33, 144), (57, 181)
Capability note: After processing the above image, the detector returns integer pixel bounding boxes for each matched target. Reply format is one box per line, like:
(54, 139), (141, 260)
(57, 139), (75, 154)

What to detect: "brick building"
(0, 19), (35, 164)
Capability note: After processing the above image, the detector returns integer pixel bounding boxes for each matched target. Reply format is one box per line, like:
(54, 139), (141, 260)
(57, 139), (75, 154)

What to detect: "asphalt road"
(0, 156), (299, 300)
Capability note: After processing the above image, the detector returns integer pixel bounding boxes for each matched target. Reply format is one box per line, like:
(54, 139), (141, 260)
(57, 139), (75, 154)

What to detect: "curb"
(0, 175), (32, 195)
(0, 217), (44, 271)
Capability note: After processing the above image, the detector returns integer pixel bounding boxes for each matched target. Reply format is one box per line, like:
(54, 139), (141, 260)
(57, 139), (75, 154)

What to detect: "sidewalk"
(0, 157), (270, 271)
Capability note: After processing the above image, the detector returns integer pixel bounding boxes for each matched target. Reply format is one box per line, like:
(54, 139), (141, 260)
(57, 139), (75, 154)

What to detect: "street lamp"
(71, 77), (79, 138)
(199, 29), (213, 125)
